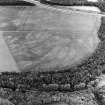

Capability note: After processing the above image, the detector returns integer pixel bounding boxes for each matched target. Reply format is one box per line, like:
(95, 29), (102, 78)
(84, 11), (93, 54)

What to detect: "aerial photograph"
(0, 0), (105, 105)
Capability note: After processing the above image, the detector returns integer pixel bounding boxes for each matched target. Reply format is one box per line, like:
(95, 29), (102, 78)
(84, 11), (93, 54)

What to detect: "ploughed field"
(0, 5), (101, 73)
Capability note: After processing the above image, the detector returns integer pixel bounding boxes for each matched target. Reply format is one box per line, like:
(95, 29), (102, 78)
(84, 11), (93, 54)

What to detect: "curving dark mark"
(0, 0), (35, 6)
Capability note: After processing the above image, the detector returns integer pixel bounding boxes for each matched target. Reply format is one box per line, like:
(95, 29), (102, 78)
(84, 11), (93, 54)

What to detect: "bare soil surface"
(0, 5), (101, 72)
